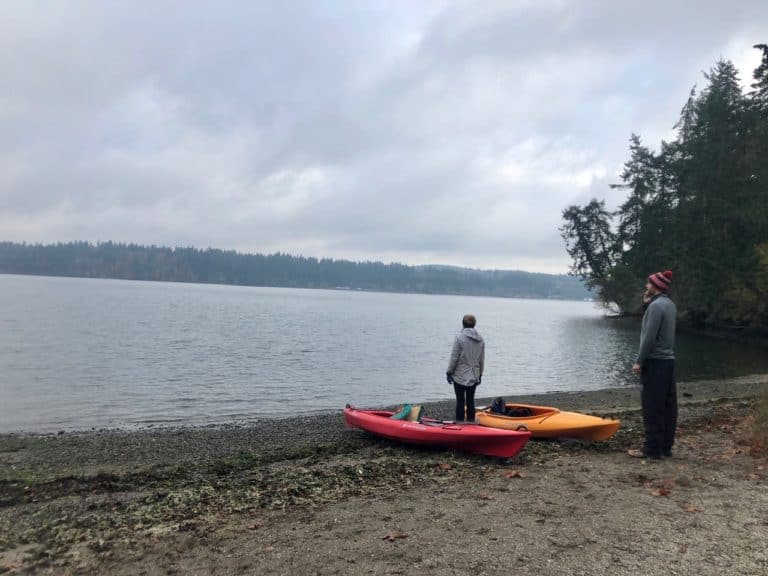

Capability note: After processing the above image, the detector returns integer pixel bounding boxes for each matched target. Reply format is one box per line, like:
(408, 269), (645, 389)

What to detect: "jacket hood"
(461, 327), (483, 342)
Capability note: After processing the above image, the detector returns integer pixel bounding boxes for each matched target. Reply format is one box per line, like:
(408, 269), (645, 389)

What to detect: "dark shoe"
(663, 451), (672, 458)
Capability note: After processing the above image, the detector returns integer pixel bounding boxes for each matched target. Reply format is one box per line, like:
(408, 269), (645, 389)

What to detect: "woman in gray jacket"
(446, 314), (485, 422)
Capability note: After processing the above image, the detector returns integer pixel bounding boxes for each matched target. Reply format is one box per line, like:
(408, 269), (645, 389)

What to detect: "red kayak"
(343, 406), (531, 458)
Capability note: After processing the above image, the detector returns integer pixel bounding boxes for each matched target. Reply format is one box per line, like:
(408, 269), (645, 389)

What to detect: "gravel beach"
(1, 375), (767, 575)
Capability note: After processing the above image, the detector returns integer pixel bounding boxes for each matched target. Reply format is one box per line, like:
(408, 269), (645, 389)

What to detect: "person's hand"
(446, 372), (454, 385)
(477, 375), (482, 385)
(632, 363), (641, 375)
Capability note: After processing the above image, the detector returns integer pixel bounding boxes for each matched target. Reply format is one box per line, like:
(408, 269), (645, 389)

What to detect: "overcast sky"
(1, 1), (766, 273)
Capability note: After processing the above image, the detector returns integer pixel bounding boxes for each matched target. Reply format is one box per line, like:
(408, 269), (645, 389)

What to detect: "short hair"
(462, 314), (476, 328)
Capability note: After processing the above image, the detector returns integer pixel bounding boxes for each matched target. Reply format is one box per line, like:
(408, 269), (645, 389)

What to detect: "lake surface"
(2, 274), (768, 432)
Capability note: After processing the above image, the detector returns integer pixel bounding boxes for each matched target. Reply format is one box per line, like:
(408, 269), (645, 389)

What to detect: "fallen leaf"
(634, 474), (651, 486)
(502, 470), (524, 479)
(248, 523), (263, 530)
(437, 463), (452, 471)
(382, 531), (408, 542)
(478, 493), (495, 501)
(651, 486), (671, 497)
(682, 505), (702, 513)
(746, 474), (759, 481)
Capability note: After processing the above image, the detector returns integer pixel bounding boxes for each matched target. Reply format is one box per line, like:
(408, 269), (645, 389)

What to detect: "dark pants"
(640, 359), (677, 457)
(454, 383), (477, 422)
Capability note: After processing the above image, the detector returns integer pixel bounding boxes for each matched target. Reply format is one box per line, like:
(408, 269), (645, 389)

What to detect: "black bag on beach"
(504, 407), (534, 417)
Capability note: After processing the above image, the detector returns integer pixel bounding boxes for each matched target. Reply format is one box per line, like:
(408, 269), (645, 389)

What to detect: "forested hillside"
(561, 45), (768, 329)
(0, 241), (590, 300)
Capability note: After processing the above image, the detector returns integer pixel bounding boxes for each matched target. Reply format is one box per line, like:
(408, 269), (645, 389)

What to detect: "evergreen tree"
(560, 199), (617, 303)
(751, 44), (768, 110)
(684, 60), (749, 322)
(561, 51), (768, 329)
(612, 134), (660, 275)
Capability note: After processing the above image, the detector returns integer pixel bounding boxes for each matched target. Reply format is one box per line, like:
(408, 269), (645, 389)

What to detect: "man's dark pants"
(640, 359), (677, 457)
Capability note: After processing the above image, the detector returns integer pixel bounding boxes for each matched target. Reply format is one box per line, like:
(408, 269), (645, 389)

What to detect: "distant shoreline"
(0, 240), (591, 300)
(0, 270), (591, 302)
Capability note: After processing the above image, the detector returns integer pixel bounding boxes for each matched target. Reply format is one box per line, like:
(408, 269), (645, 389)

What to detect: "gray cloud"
(1, 1), (766, 273)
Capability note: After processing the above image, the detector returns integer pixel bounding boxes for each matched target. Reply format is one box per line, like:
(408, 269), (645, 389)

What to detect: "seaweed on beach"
(0, 449), (496, 571)
(0, 425), (627, 573)
(1, 395), (764, 574)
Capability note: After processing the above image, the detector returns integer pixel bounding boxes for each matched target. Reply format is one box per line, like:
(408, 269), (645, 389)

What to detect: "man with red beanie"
(629, 270), (677, 460)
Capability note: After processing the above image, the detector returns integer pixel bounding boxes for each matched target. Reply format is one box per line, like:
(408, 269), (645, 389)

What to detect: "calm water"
(2, 274), (768, 432)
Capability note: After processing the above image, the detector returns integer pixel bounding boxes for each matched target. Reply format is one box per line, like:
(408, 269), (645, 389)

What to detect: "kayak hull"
(476, 403), (619, 441)
(343, 407), (531, 458)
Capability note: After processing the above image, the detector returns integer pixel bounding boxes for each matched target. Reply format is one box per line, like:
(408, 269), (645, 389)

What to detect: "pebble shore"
(2, 375), (765, 477)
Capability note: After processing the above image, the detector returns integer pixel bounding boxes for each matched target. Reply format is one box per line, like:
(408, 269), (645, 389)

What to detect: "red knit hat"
(648, 270), (673, 292)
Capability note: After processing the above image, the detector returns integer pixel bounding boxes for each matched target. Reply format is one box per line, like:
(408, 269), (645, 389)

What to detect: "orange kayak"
(476, 403), (619, 441)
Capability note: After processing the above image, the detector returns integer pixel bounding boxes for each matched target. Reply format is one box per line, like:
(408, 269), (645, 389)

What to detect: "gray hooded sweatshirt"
(447, 327), (485, 387)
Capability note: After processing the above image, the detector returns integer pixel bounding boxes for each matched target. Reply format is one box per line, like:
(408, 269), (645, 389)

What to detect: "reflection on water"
(1, 274), (767, 432)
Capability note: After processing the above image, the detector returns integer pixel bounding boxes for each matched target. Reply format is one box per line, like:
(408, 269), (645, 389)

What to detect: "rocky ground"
(1, 375), (767, 575)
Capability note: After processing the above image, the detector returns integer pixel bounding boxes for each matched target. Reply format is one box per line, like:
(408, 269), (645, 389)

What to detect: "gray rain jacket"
(447, 327), (485, 387)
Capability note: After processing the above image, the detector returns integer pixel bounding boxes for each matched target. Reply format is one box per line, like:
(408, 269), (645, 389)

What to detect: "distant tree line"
(561, 46), (768, 329)
(0, 241), (591, 300)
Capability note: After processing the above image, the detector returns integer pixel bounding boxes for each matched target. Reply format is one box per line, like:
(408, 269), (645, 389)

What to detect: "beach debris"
(4, 396), (763, 574)
(650, 486), (671, 497)
(501, 470), (524, 479)
(632, 473), (651, 486)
